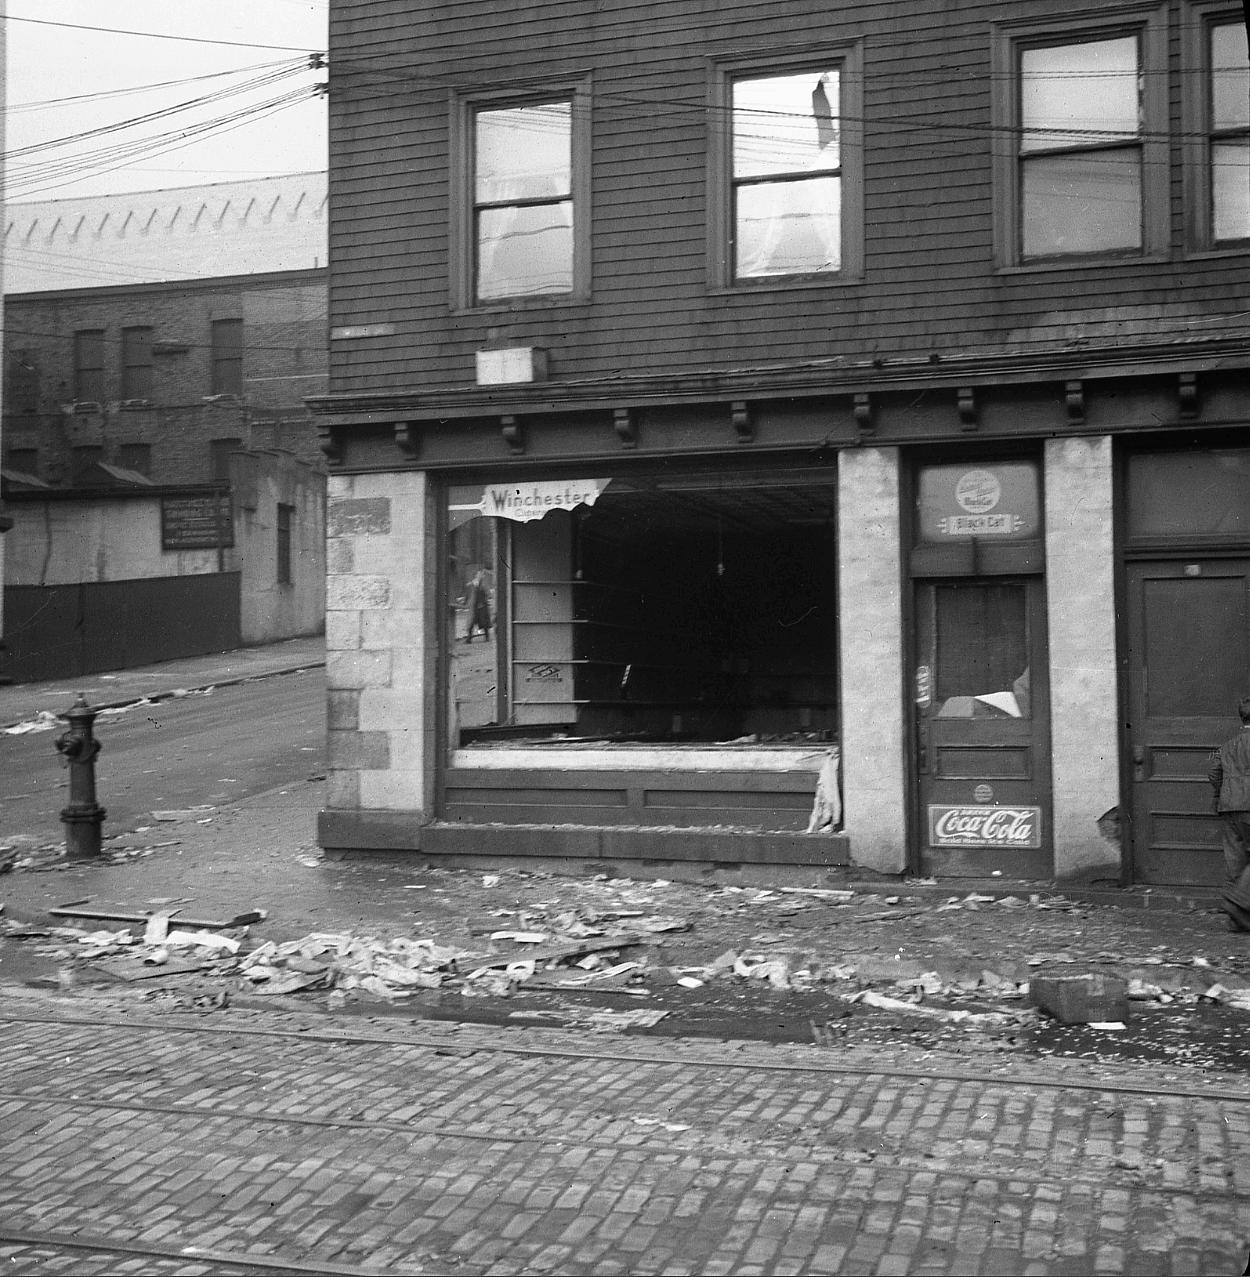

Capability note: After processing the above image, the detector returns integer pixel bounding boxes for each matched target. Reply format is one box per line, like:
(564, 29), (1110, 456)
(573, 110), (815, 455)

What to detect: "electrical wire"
(8, 58), (308, 113)
(3, 13), (320, 54)
(7, 87), (322, 199)
(6, 62), (311, 161)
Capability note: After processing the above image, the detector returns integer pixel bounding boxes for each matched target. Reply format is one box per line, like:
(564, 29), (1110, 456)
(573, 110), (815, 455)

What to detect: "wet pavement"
(3, 782), (1248, 1078)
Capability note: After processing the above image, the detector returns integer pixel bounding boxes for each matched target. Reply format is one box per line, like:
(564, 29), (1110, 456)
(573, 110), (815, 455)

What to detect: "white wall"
(5, 499), (216, 583)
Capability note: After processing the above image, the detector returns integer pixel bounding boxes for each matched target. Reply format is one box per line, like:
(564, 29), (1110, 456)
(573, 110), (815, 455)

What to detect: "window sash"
(729, 68), (845, 281)
(211, 319), (243, 396)
(1020, 144), (1143, 258)
(73, 330), (105, 402)
(472, 100), (574, 303)
(121, 327), (153, 400)
(1015, 34), (1146, 260)
(1209, 21), (1250, 243)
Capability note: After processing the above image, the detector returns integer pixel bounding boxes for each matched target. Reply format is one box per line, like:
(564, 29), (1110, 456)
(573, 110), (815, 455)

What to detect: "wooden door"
(1126, 559), (1250, 885)
(914, 577), (1052, 877)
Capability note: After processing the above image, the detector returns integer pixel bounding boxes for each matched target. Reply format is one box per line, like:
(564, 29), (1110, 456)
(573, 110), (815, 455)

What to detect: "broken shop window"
(447, 468), (840, 749)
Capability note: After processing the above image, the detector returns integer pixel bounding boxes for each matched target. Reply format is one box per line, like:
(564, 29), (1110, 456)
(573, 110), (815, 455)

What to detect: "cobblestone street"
(1, 990), (1247, 1276)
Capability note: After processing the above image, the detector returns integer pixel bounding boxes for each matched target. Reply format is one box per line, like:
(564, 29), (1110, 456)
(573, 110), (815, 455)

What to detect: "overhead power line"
(7, 87), (323, 199)
(4, 13), (320, 54)
(6, 62), (311, 162)
(8, 59), (307, 113)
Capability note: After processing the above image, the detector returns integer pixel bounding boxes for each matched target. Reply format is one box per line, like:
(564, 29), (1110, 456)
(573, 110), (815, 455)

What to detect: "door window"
(933, 581), (1030, 719)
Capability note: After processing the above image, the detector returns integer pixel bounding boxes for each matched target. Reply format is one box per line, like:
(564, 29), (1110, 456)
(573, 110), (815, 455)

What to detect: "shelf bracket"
(730, 400), (753, 444)
(1064, 380), (1084, 426)
(957, 386), (978, 432)
(501, 415), (525, 455)
(1178, 372), (1200, 420)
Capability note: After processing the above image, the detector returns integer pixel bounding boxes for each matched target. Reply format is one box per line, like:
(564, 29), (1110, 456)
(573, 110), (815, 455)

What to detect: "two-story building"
(313, 0), (1250, 887)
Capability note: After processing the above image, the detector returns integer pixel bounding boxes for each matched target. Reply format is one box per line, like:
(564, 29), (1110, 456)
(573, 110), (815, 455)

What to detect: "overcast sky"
(6, 0), (328, 203)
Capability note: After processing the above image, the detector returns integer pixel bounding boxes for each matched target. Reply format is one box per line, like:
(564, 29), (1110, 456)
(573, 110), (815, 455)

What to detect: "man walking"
(1208, 695), (1250, 932)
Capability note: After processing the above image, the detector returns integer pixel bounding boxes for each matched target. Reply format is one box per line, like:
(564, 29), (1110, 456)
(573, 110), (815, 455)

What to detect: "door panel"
(1127, 560), (1250, 885)
(914, 578), (1052, 877)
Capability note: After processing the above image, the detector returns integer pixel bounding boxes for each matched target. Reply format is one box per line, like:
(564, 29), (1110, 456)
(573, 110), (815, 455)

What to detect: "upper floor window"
(121, 326), (153, 400)
(993, 8), (1167, 267)
(732, 70), (842, 279)
(473, 100), (574, 303)
(211, 318), (243, 396)
(711, 50), (862, 289)
(1019, 37), (1144, 258)
(1207, 19), (1249, 244)
(73, 329), (105, 402)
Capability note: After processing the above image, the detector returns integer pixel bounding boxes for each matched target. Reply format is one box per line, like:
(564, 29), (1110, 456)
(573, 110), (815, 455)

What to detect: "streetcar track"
(2, 1006), (1248, 1104)
(0, 1084), (1241, 1201)
(0, 1225), (422, 1276)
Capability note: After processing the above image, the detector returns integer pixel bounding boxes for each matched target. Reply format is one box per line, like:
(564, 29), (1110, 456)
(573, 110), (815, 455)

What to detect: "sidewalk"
(0, 634), (325, 729)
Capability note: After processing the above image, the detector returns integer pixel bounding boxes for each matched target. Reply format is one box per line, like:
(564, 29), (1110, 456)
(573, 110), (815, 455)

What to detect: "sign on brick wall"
(161, 494), (234, 549)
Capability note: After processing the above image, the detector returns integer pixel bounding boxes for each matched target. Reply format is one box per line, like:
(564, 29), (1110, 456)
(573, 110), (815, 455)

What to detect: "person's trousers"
(1219, 810), (1250, 882)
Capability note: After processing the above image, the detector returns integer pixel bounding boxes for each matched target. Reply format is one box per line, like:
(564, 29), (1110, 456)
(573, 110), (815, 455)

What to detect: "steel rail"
(2, 1006), (1248, 1104)
(0, 1225), (418, 1276)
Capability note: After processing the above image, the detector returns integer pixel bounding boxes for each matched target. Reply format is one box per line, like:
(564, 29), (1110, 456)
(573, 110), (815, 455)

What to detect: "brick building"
(1, 176), (329, 676)
(312, 1), (1250, 887)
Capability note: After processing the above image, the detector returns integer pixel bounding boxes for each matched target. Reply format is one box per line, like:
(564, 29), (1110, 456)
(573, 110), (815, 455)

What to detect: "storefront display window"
(447, 469), (839, 749)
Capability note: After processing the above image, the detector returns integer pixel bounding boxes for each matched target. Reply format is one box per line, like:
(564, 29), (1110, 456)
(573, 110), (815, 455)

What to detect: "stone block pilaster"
(323, 471), (434, 821)
(1045, 436), (1120, 882)
(838, 447), (907, 873)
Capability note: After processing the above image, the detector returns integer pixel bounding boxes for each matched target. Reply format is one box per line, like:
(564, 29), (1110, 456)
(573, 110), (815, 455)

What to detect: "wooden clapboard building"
(314, 0), (1250, 886)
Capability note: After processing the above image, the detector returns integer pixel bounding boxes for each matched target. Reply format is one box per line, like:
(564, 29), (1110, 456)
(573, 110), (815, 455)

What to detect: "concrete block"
(327, 689), (360, 731)
(325, 769), (360, 810)
(358, 687), (427, 732)
(327, 496), (391, 537)
(327, 729), (391, 770)
(360, 606), (423, 650)
(1029, 972), (1128, 1024)
(325, 609), (362, 652)
(359, 767), (427, 812)
(326, 574), (392, 611)
(326, 537), (355, 573)
(326, 648), (392, 690)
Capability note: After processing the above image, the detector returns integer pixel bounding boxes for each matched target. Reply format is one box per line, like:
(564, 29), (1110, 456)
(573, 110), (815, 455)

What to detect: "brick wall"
(3, 270), (327, 487)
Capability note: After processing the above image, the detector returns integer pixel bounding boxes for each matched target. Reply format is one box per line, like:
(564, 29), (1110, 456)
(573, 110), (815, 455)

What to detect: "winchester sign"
(484, 479), (610, 523)
(928, 805), (1042, 848)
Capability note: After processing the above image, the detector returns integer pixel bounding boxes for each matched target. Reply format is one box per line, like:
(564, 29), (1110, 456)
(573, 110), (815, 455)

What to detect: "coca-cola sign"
(928, 805), (1042, 848)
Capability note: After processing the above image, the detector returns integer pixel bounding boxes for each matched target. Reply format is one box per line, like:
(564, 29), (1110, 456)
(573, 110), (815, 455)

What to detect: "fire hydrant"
(54, 694), (107, 859)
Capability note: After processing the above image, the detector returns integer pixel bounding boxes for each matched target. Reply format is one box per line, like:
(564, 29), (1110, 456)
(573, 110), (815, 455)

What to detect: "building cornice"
(309, 335), (1250, 426)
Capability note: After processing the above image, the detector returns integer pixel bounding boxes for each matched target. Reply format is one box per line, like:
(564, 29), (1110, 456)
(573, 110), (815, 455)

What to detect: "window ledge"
(451, 295), (590, 317)
(993, 254), (1171, 276)
(708, 274), (863, 296)
(1181, 245), (1250, 262)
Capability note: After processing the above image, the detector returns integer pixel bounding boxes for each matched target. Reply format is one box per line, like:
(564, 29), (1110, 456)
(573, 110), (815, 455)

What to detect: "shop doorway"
(913, 577), (1052, 877)
(1125, 559), (1250, 885)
